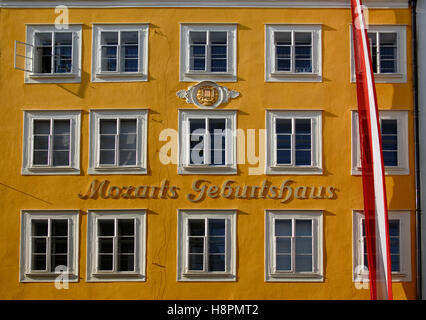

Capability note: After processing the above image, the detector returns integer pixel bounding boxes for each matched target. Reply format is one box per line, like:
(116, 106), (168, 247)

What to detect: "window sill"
(93, 72), (147, 82)
(351, 73), (407, 83)
(178, 164), (237, 175)
(266, 165), (322, 175)
(88, 166), (147, 175)
(354, 272), (411, 282)
(22, 166), (80, 176)
(181, 71), (236, 82)
(267, 72), (322, 82)
(87, 272), (145, 282)
(179, 271), (236, 282)
(351, 166), (409, 176)
(266, 272), (323, 282)
(29, 73), (77, 79)
(21, 272), (79, 282)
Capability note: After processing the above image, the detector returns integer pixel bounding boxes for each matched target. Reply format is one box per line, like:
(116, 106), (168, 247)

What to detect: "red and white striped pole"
(350, 0), (393, 300)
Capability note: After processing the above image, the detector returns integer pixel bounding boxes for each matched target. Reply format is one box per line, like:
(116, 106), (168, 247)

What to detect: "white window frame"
(350, 25), (407, 83)
(86, 209), (146, 282)
(266, 110), (322, 175)
(177, 210), (236, 282)
(351, 110), (409, 175)
(24, 24), (82, 83)
(352, 210), (411, 282)
(22, 110), (81, 175)
(265, 210), (323, 282)
(91, 24), (149, 82)
(178, 109), (237, 175)
(88, 109), (148, 175)
(180, 24), (237, 82)
(19, 210), (79, 282)
(265, 24), (322, 82)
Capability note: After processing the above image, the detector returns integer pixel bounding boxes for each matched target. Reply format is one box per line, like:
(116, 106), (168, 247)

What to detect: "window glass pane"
(100, 135), (115, 149)
(99, 238), (113, 253)
(98, 219), (114, 236)
(295, 119), (311, 133)
(276, 119), (291, 134)
(100, 119), (117, 134)
(51, 255), (68, 270)
(276, 255), (291, 271)
(379, 33), (397, 73)
(32, 238), (47, 254)
(53, 135), (70, 150)
(189, 238), (204, 254)
(381, 119), (397, 134)
(208, 219), (225, 236)
(208, 237), (225, 254)
(32, 220), (48, 236)
(53, 120), (70, 134)
(118, 238), (134, 254)
(188, 219), (205, 236)
(35, 32), (52, 73)
(33, 151), (49, 165)
(383, 151), (397, 166)
(188, 254), (203, 271)
(98, 255), (113, 271)
(118, 254), (134, 271)
(190, 31), (206, 44)
(275, 219), (292, 236)
(277, 150), (291, 164)
(121, 31), (139, 72)
(101, 47), (117, 72)
(209, 254), (225, 271)
(276, 134), (291, 149)
(34, 136), (49, 150)
(391, 254), (400, 272)
(295, 255), (312, 272)
(121, 31), (138, 44)
(51, 237), (68, 254)
(100, 151), (115, 165)
(295, 32), (312, 73)
(190, 119), (206, 133)
(54, 32), (73, 73)
(295, 237), (312, 254)
(295, 220), (312, 236)
(390, 237), (400, 254)
(275, 32), (291, 45)
(34, 120), (51, 134)
(295, 150), (311, 166)
(118, 219), (135, 236)
(295, 32), (312, 45)
(119, 150), (136, 166)
(32, 254), (47, 271)
(52, 151), (69, 166)
(101, 32), (118, 45)
(389, 220), (400, 237)
(276, 238), (291, 254)
(51, 220), (68, 236)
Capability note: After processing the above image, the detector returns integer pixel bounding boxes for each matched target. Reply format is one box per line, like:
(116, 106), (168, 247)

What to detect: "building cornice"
(0, 0), (409, 9)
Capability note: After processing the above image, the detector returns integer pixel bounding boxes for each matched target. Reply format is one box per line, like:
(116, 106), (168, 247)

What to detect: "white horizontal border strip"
(0, 0), (409, 9)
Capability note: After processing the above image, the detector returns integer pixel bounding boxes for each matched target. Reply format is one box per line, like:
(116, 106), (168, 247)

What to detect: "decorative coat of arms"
(177, 81), (240, 109)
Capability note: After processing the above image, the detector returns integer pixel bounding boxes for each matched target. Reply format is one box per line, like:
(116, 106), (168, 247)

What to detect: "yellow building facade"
(0, 0), (417, 299)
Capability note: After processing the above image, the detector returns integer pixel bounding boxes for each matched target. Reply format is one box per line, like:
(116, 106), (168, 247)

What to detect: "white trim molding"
(265, 210), (324, 282)
(22, 110), (81, 175)
(24, 25), (82, 84)
(19, 210), (80, 282)
(91, 24), (149, 83)
(349, 25), (407, 83)
(180, 24), (237, 82)
(86, 209), (147, 282)
(352, 210), (412, 282)
(351, 110), (409, 175)
(88, 109), (148, 175)
(177, 209), (237, 282)
(265, 24), (322, 82)
(0, 1), (410, 9)
(265, 110), (322, 175)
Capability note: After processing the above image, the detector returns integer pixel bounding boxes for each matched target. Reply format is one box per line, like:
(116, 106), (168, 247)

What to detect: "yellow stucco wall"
(0, 6), (416, 299)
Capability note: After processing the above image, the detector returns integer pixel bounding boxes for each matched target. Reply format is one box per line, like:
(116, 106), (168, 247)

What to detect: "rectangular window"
(177, 210), (236, 281)
(350, 25), (406, 83)
(179, 110), (236, 175)
(20, 210), (79, 282)
(87, 210), (146, 282)
(92, 24), (148, 82)
(266, 110), (322, 174)
(352, 211), (411, 282)
(22, 110), (81, 175)
(88, 110), (147, 174)
(180, 24), (236, 82)
(266, 25), (322, 82)
(24, 25), (82, 83)
(265, 211), (323, 282)
(351, 110), (409, 175)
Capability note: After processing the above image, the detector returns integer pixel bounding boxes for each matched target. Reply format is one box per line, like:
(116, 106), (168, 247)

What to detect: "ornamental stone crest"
(176, 81), (240, 109)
